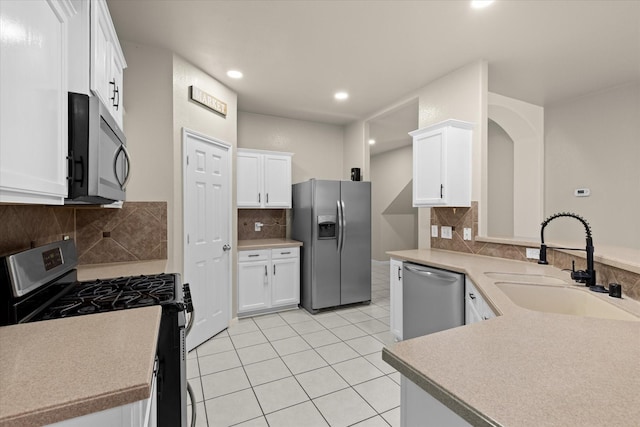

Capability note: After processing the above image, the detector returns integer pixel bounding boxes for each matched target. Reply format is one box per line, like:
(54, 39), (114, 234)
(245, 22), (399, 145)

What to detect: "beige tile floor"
(187, 262), (400, 427)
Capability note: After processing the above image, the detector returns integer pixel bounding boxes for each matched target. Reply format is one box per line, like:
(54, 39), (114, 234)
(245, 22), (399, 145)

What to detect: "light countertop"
(238, 238), (303, 250)
(0, 306), (162, 427)
(383, 249), (640, 427)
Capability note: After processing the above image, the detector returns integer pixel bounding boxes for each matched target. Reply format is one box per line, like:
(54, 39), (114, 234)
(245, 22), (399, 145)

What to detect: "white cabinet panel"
(464, 277), (495, 325)
(69, 0), (126, 129)
(0, 0), (73, 204)
(238, 260), (270, 313)
(238, 247), (300, 315)
(410, 120), (473, 207)
(237, 151), (262, 207)
(237, 149), (292, 209)
(264, 154), (292, 207)
(390, 259), (403, 341)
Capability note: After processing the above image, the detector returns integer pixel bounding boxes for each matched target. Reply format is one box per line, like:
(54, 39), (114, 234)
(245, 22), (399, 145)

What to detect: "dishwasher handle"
(403, 265), (459, 283)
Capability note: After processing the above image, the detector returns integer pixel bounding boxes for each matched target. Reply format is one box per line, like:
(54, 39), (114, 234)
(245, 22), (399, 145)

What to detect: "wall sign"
(189, 85), (227, 117)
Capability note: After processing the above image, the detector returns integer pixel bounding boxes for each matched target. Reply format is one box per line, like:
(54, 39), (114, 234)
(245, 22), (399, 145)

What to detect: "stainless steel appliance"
(292, 179), (371, 312)
(0, 240), (193, 427)
(402, 263), (464, 339)
(66, 92), (131, 204)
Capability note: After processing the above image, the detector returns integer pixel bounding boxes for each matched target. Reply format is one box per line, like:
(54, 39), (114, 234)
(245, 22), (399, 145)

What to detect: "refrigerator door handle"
(337, 200), (343, 252)
(340, 200), (346, 252)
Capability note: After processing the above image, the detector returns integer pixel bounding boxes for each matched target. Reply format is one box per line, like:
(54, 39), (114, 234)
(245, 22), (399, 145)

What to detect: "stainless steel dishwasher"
(402, 263), (465, 339)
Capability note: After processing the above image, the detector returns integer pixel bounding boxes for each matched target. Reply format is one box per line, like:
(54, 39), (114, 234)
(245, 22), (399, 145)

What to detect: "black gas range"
(0, 239), (193, 427)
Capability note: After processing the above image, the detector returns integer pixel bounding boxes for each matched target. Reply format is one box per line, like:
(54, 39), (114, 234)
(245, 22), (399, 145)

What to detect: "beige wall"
(343, 119), (368, 181)
(370, 146), (417, 260)
(415, 60), (488, 248)
(237, 112), (344, 183)
(487, 120), (514, 237)
(545, 82), (640, 248)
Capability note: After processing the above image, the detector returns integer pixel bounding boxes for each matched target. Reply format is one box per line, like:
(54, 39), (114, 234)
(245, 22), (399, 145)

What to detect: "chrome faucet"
(538, 212), (597, 288)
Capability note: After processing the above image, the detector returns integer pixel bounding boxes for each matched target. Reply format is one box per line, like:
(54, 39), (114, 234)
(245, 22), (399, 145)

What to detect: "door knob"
(223, 244), (231, 251)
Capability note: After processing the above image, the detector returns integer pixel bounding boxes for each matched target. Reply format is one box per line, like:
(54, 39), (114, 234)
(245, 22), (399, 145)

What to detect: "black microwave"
(66, 92), (130, 204)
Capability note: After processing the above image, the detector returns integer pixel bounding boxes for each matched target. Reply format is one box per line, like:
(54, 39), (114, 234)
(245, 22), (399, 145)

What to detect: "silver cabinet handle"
(248, 254), (259, 257)
(281, 251), (291, 255)
(258, 193), (261, 203)
(273, 265), (276, 275)
(264, 265), (267, 276)
(223, 244), (231, 251)
(397, 266), (401, 281)
(266, 193), (269, 203)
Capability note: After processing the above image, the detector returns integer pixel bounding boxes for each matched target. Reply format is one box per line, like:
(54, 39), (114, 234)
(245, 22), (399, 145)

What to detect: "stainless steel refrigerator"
(291, 179), (371, 313)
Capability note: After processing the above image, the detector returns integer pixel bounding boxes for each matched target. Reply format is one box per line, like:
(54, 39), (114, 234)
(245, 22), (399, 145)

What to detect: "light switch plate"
(463, 228), (472, 241)
(441, 226), (453, 239)
(431, 225), (439, 237)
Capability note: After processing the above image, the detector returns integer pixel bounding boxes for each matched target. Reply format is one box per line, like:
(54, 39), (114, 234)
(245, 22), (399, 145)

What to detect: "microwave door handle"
(120, 143), (132, 190)
(113, 145), (124, 189)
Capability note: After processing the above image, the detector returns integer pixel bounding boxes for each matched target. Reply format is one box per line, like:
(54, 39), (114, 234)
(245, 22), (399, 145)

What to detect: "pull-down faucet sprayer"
(538, 212), (597, 288)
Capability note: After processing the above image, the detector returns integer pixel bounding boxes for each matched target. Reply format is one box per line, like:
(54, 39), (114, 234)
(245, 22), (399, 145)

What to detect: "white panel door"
(271, 257), (299, 307)
(238, 260), (270, 313)
(184, 129), (231, 351)
(413, 130), (445, 206)
(236, 151), (262, 207)
(0, 0), (70, 204)
(264, 154), (291, 207)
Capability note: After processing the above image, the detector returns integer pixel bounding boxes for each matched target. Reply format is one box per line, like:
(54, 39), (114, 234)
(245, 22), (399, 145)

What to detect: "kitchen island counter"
(384, 249), (640, 427)
(0, 306), (161, 427)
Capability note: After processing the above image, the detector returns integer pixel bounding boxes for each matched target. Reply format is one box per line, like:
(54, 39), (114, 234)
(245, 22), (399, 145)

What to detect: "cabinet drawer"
(271, 247), (299, 259)
(238, 250), (269, 262)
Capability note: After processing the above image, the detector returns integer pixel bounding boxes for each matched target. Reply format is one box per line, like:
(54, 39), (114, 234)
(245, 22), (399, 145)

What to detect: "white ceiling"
(107, 0), (640, 129)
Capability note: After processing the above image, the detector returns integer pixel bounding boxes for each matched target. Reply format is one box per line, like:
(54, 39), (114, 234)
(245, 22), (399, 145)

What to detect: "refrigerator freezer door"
(340, 181), (371, 305)
(311, 180), (341, 309)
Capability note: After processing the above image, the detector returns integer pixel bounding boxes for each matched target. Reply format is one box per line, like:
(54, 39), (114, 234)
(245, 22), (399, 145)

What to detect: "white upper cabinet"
(68, 0), (126, 129)
(0, 0), (75, 205)
(237, 149), (292, 208)
(410, 120), (473, 207)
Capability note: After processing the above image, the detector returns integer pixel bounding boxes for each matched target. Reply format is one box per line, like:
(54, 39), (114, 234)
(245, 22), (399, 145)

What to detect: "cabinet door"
(264, 154), (292, 208)
(0, 0), (70, 204)
(237, 152), (263, 207)
(271, 257), (299, 307)
(389, 259), (403, 341)
(238, 260), (270, 313)
(91, 0), (113, 108)
(109, 43), (125, 128)
(413, 129), (445, 206)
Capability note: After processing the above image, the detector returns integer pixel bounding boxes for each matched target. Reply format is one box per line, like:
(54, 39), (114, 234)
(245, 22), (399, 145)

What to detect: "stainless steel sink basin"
(485, 272), (567, 285)
(495, 282), (638, 321)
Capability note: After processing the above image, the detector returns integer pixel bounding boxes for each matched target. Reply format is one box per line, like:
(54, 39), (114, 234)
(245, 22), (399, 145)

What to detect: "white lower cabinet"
(47, 367), (156, 427)
(401, 376), (471, 427)
(464, 277), (496, 325)
(390, 258), (403, 341)
(238, 247), (300, 315)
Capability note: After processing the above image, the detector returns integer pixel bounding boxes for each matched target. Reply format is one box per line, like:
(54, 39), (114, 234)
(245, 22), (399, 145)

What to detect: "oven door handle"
(187, 380), (197, 427)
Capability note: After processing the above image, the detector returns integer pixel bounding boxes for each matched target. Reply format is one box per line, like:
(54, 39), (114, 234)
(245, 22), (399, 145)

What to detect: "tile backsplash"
(238, 209), (286, 240)
(0, 202), (167, 265)
(430, 201), (640, 301)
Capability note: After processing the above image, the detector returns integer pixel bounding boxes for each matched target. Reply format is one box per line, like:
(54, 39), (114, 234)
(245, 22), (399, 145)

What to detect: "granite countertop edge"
(0, 306), (162, 427)
(237, 238), (303, 250)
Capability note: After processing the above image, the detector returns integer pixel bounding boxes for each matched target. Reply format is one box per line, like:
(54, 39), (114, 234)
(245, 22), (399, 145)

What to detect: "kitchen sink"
(495, 282), (639, 321)
(484, 272), (566, 285)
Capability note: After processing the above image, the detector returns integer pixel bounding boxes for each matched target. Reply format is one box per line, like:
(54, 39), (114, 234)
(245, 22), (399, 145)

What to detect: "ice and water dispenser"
(317, 215), (336, 239)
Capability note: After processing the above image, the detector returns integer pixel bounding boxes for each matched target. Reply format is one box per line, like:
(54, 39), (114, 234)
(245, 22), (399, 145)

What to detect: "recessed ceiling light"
(334, 92), (349, 101)
(471, 0), (494, 9)
(227, 70), (243, 79)
(368, 139), (376, 145)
